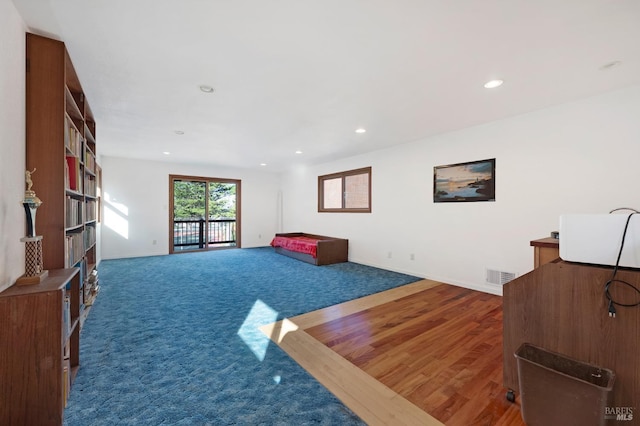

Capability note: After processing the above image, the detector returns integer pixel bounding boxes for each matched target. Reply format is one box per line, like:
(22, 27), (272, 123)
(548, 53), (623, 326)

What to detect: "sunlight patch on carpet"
(237, 299), (279, 361)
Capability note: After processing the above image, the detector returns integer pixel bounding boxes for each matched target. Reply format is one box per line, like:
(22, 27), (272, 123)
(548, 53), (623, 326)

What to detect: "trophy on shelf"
(16, 168), (48, 285)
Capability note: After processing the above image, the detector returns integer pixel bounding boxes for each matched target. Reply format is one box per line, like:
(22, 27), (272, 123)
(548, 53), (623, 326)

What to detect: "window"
(318, 167), (371, 212)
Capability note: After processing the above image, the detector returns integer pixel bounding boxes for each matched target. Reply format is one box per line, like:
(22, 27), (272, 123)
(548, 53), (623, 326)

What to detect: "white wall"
(280, 85), (640, 295)
(101, 156), (280, 259)
(0, 0), (26, 292)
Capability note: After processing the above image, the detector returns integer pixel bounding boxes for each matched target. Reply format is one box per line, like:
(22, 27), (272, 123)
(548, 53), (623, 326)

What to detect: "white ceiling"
(12, 0), (640, 172)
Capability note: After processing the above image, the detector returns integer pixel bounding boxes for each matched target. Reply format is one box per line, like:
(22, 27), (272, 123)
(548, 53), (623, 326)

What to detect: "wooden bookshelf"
(25, 32), (100, 299)
(0, 268), (81, 425)
(20, 32), (101, 420)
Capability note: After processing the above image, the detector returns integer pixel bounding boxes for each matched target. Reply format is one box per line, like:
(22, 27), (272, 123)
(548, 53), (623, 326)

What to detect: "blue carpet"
(64, 247), (421, 425)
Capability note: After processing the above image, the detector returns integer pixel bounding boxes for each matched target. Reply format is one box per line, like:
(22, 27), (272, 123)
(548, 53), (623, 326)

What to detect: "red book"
(65, 156), (78, 191)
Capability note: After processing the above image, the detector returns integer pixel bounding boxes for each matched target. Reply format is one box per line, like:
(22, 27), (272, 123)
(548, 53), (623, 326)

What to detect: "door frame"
(169, 174), (241, 254)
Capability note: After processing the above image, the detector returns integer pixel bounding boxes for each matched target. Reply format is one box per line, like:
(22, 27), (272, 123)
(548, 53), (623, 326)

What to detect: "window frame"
(318, 167), (372, 213)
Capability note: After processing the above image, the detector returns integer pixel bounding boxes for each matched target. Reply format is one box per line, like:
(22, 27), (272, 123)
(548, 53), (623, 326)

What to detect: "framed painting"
(433, 158), (495, 203)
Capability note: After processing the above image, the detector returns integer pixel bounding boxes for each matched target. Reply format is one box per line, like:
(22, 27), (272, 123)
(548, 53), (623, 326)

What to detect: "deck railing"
(173, 218), (236, 249)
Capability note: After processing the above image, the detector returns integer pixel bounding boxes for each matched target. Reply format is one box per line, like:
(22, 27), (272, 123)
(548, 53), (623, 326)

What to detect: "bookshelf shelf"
(65, 224), (84, 232)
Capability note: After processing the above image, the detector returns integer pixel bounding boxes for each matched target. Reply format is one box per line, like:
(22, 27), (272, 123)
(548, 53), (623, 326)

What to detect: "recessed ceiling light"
(484, 79), (504, 89)
(174, 130), (184, 135)
(260, 163), (267, 166)
(355, 128), (366, 134)
(199, 85), (215, 93)
(295, 150), (302, 154)
(163, 151), (171, 155)
(600, 61), (621, 71)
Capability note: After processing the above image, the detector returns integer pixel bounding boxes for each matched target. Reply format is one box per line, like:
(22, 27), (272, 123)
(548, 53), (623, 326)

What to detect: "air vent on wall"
(486, 268), (517, 285)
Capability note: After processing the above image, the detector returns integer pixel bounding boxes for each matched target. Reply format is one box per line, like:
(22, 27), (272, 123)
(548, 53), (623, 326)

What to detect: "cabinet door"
(0, 290), (64, 425)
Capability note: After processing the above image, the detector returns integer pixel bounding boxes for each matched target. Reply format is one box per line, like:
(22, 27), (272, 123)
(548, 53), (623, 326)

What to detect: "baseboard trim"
(348, 257), (503, 296)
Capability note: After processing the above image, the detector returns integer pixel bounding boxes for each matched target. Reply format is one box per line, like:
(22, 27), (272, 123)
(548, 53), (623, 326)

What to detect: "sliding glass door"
(170, 175), (241, 253)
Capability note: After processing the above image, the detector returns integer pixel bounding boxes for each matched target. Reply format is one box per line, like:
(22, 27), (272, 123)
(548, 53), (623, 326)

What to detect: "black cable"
(605, 212), (640, 317)
(609, 207), (640, 214)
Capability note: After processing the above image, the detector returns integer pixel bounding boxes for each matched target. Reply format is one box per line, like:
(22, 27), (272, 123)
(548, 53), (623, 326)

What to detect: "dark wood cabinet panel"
(503, 261), (639, 411)
(0, 269), (80, 425)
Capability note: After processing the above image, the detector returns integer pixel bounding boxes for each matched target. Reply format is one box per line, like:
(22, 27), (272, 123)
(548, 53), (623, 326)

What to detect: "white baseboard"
(348, 257), (503, 296)
(101, 251), (168, 261)
(424, 273), (503, 296)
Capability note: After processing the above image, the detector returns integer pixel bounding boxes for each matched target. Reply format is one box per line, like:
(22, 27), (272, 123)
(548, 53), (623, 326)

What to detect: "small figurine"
(25, 168), (36, 193)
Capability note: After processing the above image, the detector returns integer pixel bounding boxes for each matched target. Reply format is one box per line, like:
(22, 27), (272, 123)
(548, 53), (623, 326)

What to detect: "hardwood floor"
(260, 280), (526, 426)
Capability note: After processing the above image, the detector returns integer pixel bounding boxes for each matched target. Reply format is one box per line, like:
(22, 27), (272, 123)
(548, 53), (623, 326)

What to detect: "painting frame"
(433, 158), (496, 203)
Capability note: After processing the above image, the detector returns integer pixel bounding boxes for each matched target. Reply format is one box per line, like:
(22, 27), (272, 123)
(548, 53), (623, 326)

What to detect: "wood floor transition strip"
(289, 279), (443, 329)
(260, 279), (444, 426)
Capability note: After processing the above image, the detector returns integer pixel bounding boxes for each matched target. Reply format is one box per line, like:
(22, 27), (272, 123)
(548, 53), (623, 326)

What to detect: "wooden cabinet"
(503, 261), (640, 411)
(530, 237), (559, 268)
(25, 33), (100, 311)
(0, 269), (81, 425)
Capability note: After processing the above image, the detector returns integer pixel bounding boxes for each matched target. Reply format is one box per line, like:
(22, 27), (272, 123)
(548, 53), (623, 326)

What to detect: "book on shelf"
(65, 156), (81, 192)
(64, 115), (83, 158)
(85, 269), (100, 306)
(78, 258), (86, 289)
(83, 279), (92, 300)
(63, 293), (71, 342)
(85, 286), (99, 306)
(65, 196), (84, 228)
(64, 117), (70, 153)
(85, 269), (99, 298)
(84, 174), (96, 197)
(64, 231), (85, 268)
(85, 200), (96, 222)
(84, 225), (96, 249)
(84, 147), (96, 174)
(63, 359), (71, 407)
(88, 269), (98, 282)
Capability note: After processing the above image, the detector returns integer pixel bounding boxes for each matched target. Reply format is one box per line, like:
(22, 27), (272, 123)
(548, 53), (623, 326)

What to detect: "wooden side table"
(530, 237), (560, 268)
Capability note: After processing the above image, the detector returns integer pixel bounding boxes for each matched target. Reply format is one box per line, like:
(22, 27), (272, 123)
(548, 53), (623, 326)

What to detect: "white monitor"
(559, 213), (640, 268)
